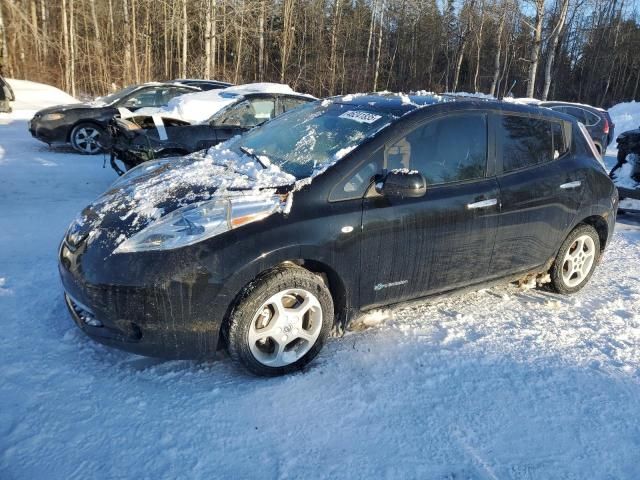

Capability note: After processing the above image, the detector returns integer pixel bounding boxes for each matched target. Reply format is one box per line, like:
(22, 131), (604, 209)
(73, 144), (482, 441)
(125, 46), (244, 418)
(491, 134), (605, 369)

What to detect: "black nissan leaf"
(59, 93), (617, 376)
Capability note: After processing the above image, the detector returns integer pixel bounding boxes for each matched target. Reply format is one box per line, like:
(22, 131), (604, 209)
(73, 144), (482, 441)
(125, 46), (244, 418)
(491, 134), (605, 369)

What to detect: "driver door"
(357, 112), (500, 308)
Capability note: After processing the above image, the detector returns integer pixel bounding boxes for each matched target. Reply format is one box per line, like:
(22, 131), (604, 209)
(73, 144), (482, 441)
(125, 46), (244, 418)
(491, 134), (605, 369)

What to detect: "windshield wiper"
(240, 146), (269, 169)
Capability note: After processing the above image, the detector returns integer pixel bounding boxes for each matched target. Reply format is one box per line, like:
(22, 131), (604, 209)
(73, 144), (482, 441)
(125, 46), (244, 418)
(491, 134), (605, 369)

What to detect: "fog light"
(81, 313), (103, 327)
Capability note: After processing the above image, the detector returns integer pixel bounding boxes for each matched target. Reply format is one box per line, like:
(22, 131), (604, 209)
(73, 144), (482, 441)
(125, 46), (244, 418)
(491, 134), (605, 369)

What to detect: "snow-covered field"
(2, 81), (640, 479)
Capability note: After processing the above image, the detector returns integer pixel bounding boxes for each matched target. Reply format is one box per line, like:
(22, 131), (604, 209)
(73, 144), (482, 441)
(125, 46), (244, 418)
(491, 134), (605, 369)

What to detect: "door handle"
(560, 181), (582, 189)
(466, 198), (498, 210)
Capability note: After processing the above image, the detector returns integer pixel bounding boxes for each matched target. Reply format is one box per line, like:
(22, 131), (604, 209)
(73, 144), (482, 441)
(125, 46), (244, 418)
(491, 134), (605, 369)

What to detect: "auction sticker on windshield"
(339, 110), (382, 124)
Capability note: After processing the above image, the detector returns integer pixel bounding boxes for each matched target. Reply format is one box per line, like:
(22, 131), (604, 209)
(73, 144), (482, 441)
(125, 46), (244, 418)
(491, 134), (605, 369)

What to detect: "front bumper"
(58, 240), (225, 359)
(29, 116), (68, 144)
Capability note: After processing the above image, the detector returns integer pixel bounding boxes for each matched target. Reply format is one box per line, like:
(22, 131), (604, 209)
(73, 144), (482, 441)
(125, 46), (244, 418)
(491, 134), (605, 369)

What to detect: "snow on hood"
(120, 83), (310, 125)
(74, 140), (296, 250)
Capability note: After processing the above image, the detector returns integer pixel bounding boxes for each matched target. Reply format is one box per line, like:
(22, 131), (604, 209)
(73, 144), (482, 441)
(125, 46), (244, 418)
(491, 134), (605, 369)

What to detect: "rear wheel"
(549, 225), (600, 294)
(70, 123), (104, 154)
(225, 266), (333, 376)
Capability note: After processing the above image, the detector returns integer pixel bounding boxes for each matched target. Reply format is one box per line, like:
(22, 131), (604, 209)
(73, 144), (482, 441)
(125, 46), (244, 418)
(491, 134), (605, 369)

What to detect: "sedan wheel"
(549, 224), (600, 294)
(70, 124), (104, 154)
(225, 266), (334, 376)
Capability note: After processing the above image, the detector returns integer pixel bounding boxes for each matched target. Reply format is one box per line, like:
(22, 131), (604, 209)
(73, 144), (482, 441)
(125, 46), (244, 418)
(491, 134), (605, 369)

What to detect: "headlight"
(41, 113), (65, 121)
(114, 194), (284, 253)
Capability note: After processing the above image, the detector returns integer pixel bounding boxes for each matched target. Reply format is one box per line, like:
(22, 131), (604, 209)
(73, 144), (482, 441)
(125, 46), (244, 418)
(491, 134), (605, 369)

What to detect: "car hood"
(68, 144), (296, 253)
(35, 103), (104, 116)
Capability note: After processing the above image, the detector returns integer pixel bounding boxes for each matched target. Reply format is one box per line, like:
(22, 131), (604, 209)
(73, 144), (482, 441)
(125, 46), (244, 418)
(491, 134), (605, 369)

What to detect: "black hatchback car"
(59, 94), (617, 376)
(29, 83), (199, 154)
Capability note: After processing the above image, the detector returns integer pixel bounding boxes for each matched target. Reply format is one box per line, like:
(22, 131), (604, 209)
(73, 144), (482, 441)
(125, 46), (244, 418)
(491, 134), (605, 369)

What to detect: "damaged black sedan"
(59, 94), (616, 376)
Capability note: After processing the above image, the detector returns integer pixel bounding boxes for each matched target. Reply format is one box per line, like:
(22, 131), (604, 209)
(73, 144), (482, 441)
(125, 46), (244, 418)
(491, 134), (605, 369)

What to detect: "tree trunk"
(473, 0), (485, 93)
(526, 0), (544, 98)
(234, 0), (245, 84)
(131, 0), (139, 83)
(373, 0), (385, 91)
(181, 0), (188, 79)
(329, 0), (342, 94)
(489, 7), (506, 97)
(541, 0), (570, 100)
(68, 0), (75, 96)
(0, 2), (8, 76)
(280, 0), (295, 83)
(61, 0), (70, 92)
(204, 0), (211, 78)
(122, 0), (131, 85)
(258, 0), (265, 81)
(364, 0), (376, 90)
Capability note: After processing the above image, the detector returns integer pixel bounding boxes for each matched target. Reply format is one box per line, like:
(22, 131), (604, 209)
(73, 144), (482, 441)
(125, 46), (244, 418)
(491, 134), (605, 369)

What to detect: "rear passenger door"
(358, 111), (500, 308)
(489, 113), (582, 276)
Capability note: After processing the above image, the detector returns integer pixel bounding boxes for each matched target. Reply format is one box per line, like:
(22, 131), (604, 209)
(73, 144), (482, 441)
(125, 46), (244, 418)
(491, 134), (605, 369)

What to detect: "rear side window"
(385, 113), (487, 185)
(499, 115), (554, 172)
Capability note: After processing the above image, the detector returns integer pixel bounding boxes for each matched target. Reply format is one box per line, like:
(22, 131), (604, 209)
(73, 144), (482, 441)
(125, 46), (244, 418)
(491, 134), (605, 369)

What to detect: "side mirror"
(376, 170), (427, 198)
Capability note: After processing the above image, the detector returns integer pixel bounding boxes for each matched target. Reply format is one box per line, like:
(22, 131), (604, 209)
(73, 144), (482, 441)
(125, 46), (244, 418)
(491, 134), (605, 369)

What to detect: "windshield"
(95, 85), (140, 106)
(236, 101), (395, 179)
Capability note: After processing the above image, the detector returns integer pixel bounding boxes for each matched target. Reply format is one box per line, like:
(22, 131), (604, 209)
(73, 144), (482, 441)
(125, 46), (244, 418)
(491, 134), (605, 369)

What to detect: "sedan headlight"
(114, 194), (284, 253)
(41, 113), (65, 121)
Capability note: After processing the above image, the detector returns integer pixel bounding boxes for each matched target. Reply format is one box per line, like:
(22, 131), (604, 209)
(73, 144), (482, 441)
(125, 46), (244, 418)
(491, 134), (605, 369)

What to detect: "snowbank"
(608, 101), (640, 151)
(6, 78), (78, 112)
(128, 83), (303, 124)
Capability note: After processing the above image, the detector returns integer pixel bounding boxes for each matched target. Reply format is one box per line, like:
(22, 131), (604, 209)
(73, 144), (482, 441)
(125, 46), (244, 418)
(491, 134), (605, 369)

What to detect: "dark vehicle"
(540, 101), (613, 155)
(106, 89), (315, 174)
(29, 83), (199, 154)
(59, 94), (617, 376)
(609, 126), (640, 206)
(0, 75), (14, 113)
(171, 79), (233, 91)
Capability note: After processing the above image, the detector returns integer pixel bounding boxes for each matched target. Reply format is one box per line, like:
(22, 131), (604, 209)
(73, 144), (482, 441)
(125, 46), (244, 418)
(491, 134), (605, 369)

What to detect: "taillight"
(603, 118), (609, 135)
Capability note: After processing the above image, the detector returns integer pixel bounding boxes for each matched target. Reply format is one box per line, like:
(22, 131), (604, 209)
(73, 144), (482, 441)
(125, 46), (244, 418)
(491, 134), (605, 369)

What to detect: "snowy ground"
(2, 82), (640, 479)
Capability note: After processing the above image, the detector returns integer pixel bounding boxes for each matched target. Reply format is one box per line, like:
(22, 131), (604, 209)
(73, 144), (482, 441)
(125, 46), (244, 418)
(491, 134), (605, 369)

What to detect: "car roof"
(330, 92), (562, 119)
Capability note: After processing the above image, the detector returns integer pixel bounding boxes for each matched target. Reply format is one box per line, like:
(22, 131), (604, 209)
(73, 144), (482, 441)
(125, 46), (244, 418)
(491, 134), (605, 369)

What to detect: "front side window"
(499, 115), (554, 172)
(121, 87), (191, 109)
(331, 113), (487, 201)
(216, 98), (276, 128)
(386, 113), (487, 185)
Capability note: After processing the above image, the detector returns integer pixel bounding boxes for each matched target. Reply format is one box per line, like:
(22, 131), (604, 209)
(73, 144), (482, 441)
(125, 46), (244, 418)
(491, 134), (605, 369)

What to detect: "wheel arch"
(578, 215), (609, 252)
(218, 256), (352, 347)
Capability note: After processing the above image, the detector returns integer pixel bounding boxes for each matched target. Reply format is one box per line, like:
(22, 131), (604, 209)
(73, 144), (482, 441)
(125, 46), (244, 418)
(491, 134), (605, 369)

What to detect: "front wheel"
(549, 225), (600, 294)
(225, 266), (334, 376)
(70, 123), (105, 154)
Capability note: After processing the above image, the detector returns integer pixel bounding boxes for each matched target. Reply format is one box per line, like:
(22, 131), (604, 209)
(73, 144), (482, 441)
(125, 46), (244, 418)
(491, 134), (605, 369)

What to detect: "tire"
(549, 224), (601, 294)
(70, 123), (105, 154)
(593, 141), (602, 157)
(225, 266), (334, 376)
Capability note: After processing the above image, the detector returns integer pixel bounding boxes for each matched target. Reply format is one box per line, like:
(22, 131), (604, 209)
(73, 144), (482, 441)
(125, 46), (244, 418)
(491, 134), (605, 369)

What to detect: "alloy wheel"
(561, 234), (596, 288)
(73, 126), (101, 154)
(248, 288), (323, 367)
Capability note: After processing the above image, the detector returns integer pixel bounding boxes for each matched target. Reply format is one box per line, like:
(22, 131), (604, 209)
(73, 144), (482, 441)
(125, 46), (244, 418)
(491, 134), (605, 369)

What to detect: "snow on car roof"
(123, 82), (313, 124)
